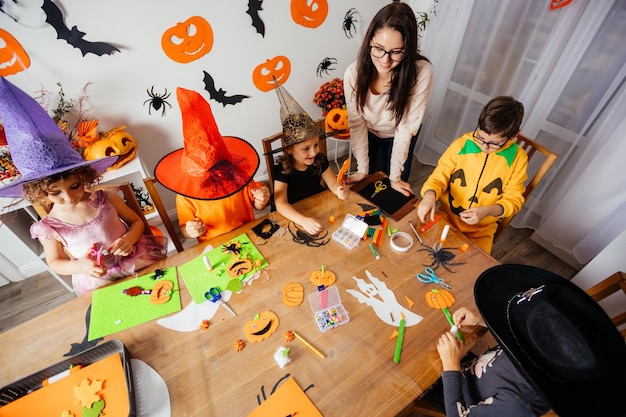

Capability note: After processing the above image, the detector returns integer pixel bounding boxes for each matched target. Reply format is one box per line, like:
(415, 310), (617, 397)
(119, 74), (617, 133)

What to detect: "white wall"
(1, 0), (408, 214)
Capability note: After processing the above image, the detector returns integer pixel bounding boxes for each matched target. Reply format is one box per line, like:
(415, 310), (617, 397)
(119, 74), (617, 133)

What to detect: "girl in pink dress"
(25, 166), (167, 295)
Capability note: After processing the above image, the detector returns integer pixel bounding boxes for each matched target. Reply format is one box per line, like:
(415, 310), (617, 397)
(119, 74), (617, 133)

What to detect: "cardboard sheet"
(247, 377), (323, 417)
(350, 172), (418, 221)
(88, 267), (181, 340)
(0, 354), (129, 416)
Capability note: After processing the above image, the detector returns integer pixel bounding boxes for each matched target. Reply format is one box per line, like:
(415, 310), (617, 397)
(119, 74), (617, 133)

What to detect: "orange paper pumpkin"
(0, 29), (30, 76)
(290, 0), (328, 28)
(161, 16), (214, 63)
(150, 280), (173, 304)
(424, 288), (456, 310)
(325, 107), (350, 139)
(227, 258), (254, 278)
(282, 282), (304, 307)
(83, 126), (137, 170)
(244, 311), (280, 343)
(309, 265), (336, 286)
(252, 56), (291, 92)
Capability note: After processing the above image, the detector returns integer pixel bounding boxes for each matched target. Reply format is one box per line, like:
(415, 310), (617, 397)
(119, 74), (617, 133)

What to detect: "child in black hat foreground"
(424, 264), (626, 417)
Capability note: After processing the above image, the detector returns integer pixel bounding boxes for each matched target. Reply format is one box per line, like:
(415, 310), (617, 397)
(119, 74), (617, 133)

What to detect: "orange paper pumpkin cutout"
(424, 288), (456, 310)
(227, 258), (254, 277)
(0, 29), (30, 76)
(282, 282), (304, 307)
(325, 107), (350, 139)
(150, 280), (173, 304)
(244, 311), (280, 343)
(83, 126), (137, 170)
(309, 265), (336, 286)
(252, 56), (291, 92)
(290, 0), (328, 28)
(161, 16), (213, 63)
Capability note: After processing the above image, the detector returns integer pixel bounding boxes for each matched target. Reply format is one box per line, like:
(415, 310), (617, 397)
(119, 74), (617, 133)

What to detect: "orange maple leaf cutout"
(74, 378), (104, 408)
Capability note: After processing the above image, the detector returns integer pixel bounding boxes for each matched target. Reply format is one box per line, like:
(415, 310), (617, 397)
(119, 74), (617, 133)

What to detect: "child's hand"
(460, 207), (488, 225)
(452, 307), (485, 329)
(185, 218), (206, 238)
(345, 172), (366, 184)
(78, 248), (107, 277)
(417, 192), (437, 223)
(336, 185), (348, 200)
(108, 235), (134, 256)
(437, 332), (464, 371)
(251, 185), (270, 208)
(299, 217), (323, 236)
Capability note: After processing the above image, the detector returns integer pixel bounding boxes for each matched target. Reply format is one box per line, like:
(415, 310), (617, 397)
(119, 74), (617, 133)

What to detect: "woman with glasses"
(344, 1), (433, 196)
(417, 96), (527, 254)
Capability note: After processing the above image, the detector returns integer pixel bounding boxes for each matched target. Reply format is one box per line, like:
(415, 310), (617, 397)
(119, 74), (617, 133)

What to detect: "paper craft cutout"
(74, 378), (103, 408)
(130, 358), (171, 417)
(244, 311), (279, 343)
(346, 270), (423, 327)
(351, 172), (418, 221)
(41, 0), (120, 56)
(0, 29), (30, 76)
(282, 282), (304, 307)
(161, 16), (213, 63)
(157, 297), (221, 332)
(88, 267), (181, 341)
(287, 222), (329, 246)
(177, 233), (268, 304)
(233, 339), (246, 352)
(290, 0), (328, 29)
(246, 0), (265, 37)
(252, 218), (280, 239)
(0, 354), (129, 416)
(144, 86), (172, 116)
(343, 8), (358, 38)
(203, 71), (250, 107)
(248, 377), (322, 417)
(417, 241), (466, 272)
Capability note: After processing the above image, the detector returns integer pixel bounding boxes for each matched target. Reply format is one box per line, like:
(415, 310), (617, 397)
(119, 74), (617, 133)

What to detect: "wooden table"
(0, 189), (498, 416)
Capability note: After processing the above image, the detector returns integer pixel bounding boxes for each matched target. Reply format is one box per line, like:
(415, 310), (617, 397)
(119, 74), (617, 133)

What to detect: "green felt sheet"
(177, 233), (268, 304)
(88, 267), (181, 341)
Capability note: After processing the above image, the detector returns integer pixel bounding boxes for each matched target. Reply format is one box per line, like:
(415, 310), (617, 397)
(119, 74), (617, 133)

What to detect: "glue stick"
(440, 224), (450, 242)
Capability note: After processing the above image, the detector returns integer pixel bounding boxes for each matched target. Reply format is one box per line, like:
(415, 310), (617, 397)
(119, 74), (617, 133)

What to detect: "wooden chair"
(262, 118), (327, 211)
(585, 271), (626, 339)
(143, 177), (184, 253)
(494, 134), (558, 241)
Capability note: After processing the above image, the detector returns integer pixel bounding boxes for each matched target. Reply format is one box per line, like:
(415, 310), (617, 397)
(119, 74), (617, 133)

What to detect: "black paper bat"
(203, 71), (250, 107)
(246, 0), (265, 37)
(41, 0), (120, 57)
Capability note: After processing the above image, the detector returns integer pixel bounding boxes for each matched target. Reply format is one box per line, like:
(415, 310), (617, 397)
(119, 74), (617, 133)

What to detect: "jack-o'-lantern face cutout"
(290, 0), (328, 28)
(252, 56), (291, 92)
(244, 311), (280, 343)
(227, 258), (253, 278)
(84, 126), (137, 170)
(161, 16), (213, 63)
(0, 29), (30, 76)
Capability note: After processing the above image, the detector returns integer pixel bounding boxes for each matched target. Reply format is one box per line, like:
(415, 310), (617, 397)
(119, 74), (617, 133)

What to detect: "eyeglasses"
(472, 127), (509, 149)
(369, 45), (405, 62)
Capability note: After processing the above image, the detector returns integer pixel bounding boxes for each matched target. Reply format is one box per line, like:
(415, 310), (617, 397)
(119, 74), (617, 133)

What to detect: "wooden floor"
(0, 157), (578, 339)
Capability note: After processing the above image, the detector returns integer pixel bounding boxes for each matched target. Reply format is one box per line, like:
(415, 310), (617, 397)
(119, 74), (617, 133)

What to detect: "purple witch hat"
(0, 77), (117, 198)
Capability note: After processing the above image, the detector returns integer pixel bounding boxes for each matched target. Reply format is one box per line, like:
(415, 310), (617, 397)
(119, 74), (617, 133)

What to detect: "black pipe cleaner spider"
(288, 223), (329, 247)
(342, 8), (358, 38)
(144, 86), (172, 116)
(316, 57), (337, 77)
(417, 243), (465, 273)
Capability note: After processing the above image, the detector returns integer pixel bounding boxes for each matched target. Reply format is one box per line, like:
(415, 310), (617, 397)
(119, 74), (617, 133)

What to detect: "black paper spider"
(343, 8), (358, 38)
(150, 268), (167, 280)
(222, 241), (243, 256)
(417, 244), (465, 273)
(316, 57), (337, 77)
(144, 86), (172, 116)
(288, 222), (329, 247)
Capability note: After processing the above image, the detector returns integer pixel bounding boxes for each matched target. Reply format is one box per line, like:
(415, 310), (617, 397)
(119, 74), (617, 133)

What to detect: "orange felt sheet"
(247, 377), (323, 417)
(0, 353), (130, 417)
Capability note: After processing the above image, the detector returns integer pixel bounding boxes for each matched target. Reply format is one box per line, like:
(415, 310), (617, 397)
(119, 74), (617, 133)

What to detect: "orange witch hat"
(154, 87), (259, 200)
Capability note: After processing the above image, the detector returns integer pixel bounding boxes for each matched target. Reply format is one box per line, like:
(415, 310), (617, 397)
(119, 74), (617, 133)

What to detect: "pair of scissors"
(417, 267), (452, 289)
(204, 287), (237, 317)
(371, 180), (387, 198)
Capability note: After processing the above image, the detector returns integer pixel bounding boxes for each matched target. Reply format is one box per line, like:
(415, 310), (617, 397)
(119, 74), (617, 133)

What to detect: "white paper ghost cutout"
(346, 270), (423, 327)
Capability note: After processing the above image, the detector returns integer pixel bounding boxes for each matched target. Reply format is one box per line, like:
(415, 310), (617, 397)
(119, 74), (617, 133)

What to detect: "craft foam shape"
(156, 292), (232, 332)
(247, 377), (323, 417)
(345, 270), (423, 327)
(131, 359), (170, 417)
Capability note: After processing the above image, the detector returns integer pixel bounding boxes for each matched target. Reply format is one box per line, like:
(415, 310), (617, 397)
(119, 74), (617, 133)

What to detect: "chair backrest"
(585, 271), (626, 339)
(262, 118), (327, 210)
(143, 177), (184, 253)
(494, 134), (558, 241)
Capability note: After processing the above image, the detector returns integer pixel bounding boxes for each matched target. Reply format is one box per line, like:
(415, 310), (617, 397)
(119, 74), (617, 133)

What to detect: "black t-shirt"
(273, 154), (329, 204)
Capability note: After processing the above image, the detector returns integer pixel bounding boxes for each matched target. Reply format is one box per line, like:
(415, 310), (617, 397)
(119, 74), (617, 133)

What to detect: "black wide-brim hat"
(475, 264), (626, 417)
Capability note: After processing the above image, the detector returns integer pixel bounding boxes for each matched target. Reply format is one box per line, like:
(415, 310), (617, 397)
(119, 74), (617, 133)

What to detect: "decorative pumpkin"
(424, 288), (456, 310)
(290, 0), (329, 28)
(252, 56), (291, 92)
(83, 126), (137, 170)
(227, 258), (253, 278)
(282, 282), (304, 307)
(309, 265), (336, 286)
(150, 280), (173, 304)
(0, 29), (30, 76)
(161, 16), (214, 63)
(325, 107), (350, 139)
(244, 311), (280, 343)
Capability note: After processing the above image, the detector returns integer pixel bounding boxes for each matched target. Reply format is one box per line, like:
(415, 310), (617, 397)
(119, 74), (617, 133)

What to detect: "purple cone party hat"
(0, 77), (118, 198)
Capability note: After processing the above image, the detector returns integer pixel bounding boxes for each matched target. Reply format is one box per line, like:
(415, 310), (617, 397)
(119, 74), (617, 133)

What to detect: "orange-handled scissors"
(370, 180), (387, 198)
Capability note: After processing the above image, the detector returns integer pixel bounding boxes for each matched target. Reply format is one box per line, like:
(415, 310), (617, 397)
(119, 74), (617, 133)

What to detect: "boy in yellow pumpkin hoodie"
(417, 96), (527, 254)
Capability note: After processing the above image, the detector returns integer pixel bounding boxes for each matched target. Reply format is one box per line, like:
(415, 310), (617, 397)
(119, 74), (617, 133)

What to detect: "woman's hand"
(345, 172), (367, 184)
(185, 218), (206, 239)
(390, 179), (413, 197)
(437, 332), (464, 371)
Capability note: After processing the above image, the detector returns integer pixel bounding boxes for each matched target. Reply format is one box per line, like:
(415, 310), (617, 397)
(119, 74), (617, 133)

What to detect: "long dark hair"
(354, 2), (429, 125)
